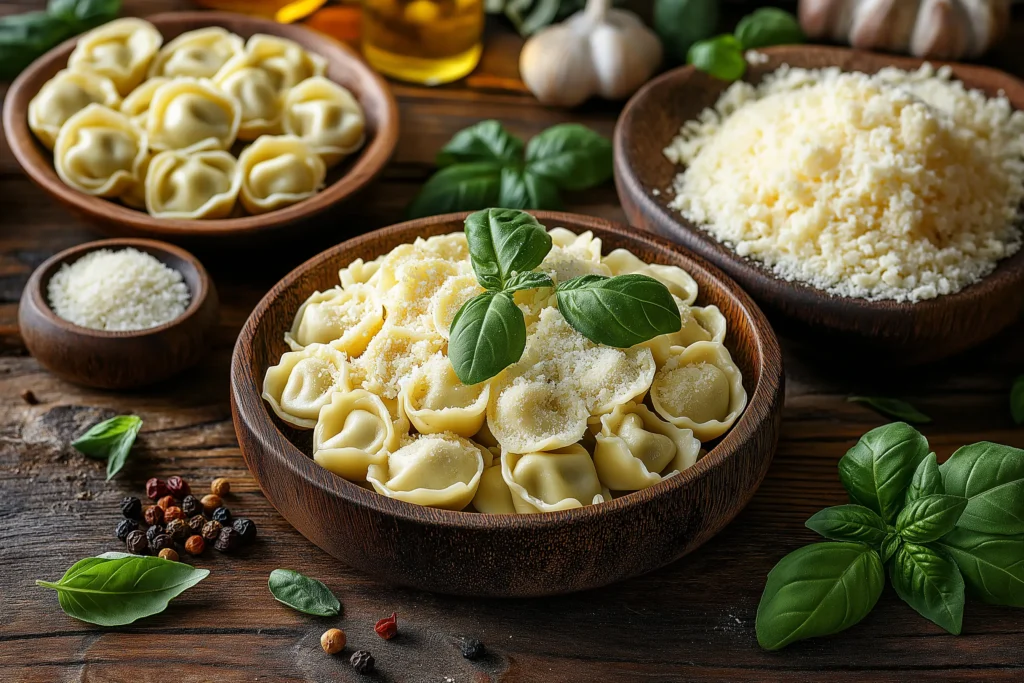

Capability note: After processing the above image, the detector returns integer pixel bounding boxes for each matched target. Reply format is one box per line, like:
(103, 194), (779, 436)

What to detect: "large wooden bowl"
(615, 46), (1024, 363)
(230, 212), (784, 596)
(3, 12), (398, 244)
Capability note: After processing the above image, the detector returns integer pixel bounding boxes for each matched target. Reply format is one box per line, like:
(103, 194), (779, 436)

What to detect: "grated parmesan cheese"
(664, 64), (1024, 302)
(47, 247), (190, 331)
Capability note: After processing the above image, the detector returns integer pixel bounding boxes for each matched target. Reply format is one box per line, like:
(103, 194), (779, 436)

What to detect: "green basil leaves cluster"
(408, 121), (612, 219)
(757, 422), (1024, 650)
(72, 414), (142, 480)
(687, 8), (803, 83)
(447, 208), (681, 385)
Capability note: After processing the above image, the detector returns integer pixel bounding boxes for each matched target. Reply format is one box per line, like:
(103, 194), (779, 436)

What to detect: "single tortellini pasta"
(147, 78), (241, 152)
(120, 77), (169, 126)
(366, 433), (488, 510)
(593, 402), (701, 491)
(487, 377), (590, 454)
(351, 325), (445, 400)
(215, 66), (283, 140)
(119, 153), (151, 209)
(646, 264), (699, 306)
(602, 248), (648, 276)
(54, 104), (148, 197)
(643, 302), (727, 365)
(220, 33), (327, 93)
(422, 232), (470, 262)
(501, 445), (609, 514)
(650, 341), (747, 441)
(471, 464), (516, 514)
(67, 18), (163, 95)
(430, 273), (484, 340)
(338, 257), (382, 289)
(144, 149), (241, 219)
(237, 135), (326, 214)
(282, 77), (365, 167)
(262, 343), (350, 429)
(284, 284), (384, 356)
(29, 70), (121, 150)
(313, 389), (398, 482)
(148, 27), (244, 79)
(398, 353), (491, 437)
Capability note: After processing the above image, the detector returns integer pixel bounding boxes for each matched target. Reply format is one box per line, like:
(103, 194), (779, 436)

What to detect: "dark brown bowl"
(2, 11), (399, 243)
(19, 238), (219, 389)
(230, 211), (784, 596)
(615, 45), (1024, 363)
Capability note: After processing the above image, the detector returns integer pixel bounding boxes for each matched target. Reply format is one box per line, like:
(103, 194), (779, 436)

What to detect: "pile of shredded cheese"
(664, 64), (1024, 302)
(47, 248), (191, 331)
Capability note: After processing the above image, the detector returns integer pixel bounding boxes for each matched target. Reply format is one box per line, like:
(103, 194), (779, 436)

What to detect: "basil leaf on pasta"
(448, 291), (526, 385)
(555, 274), (681, 347)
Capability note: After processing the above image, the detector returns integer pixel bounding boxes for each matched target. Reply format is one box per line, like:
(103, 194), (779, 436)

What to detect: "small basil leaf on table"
(1012, 375), (1024, 425)
(464, 208), (552, 291)
(940, 442), (1024, 535)
(890, 543), (965, 635)
(268, 569), (340, 617)
(734, 8), (804, 50)
(847, 396), (931, 424)
(407, 162), (501, 219)
(71, 414), (143, 481)
(653, 0), (719, 64)
(688, 35), (746, 82)
(895, 494), (968, 544)
(555, 274), (681, 347)
(436, 119), (524, 167)
(906, 452), (944, 504)
(756, 542), (884, 651)
(880, 533), (901, 563)
(524, 123), (613, 191)
(497, 166), (562, 211)
(838, 422), (930, 523)
(36, 555), (209, 626)
(448, 291), (526, 385)
(503, 270), (553, 293)
(804, 504), (888, 547)
(937, 528), (1024, 607)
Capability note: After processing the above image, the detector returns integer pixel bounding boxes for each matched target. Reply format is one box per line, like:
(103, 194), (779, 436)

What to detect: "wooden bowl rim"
(231, 211), (783, 530)
(2, 11), (399, 239)
(614, 44), (1024, 317)
(25, 237), (214, 339)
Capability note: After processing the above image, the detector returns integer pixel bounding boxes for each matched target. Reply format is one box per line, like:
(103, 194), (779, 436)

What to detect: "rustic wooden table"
(2, 1), (1023, 681)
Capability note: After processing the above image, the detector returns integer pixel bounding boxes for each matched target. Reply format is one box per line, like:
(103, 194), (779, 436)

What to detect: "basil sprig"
(72, 414), (142, 480)
(446, 209), (681, 385)
(408, 121), (612, 218)
(268, 569), (341, 616)
(687, 7), (804, 83)
(757, 422), (1024, 649)
(36, 552), (208, 626)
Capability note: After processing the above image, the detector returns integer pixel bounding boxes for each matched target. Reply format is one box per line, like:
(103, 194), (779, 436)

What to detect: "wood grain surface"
(2, 1), (1023, 681)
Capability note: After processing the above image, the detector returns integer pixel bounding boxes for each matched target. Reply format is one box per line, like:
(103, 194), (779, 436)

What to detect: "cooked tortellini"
(147, 78), (240, 152)
(651, 341), (747, 441)
(399, 353), (490, 437)
(29, 70), (121, 150)
(215, 66), (283, 140)
(120, 77), (170, 126)
(262, 343), (350, 429)
(144, 150), (241, 219)
(502, 446), (608, 513)
(367, 433), (488, 510)
(285, 284), (384, 356)
(220, 34), (327, 93)
(593, 402), (701, 490)
(282, 77), (365, 167)
(67, 18), (163, 95)
(149, 27), (243, 79)
(54, 104), (147, 197)
(471, 465), (516, 513)
(314, 389), (398, 481)
(237, 135), (325, 214)
(643, 301), (727, 365)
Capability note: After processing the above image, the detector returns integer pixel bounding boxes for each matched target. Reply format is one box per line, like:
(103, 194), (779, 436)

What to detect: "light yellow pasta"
(262, 343), (349, 429)
(219, 33), (326, 93)
(29, 70), (121, 150)
(471, 464), (516, 513)
(338, 257), (383, 289)
(144, 149), (240, 219)
(215, 66), (283, 140)
(147, 78), (240, 152)
(643, 301), (727, 365)
(237, 135), (325, 214)
(282, 77), (365, 167)
(398, 353), (490, 437)
(120, 77), (169, 126)
(367, 433), (487, 510)
(501, 446), (608, 513)
(314, 389), (398, 481)
(149, 27), (243, 79)
(67, 18), (163, 95)
(54, 104), (147, 197)
(285, 284), (383, 356)
(593, 402), (700, 490)
(651, 341), (747, 441)
(430, 273), (484, 340)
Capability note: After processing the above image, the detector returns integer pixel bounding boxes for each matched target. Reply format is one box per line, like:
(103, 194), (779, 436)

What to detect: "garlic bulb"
(519, 0), (662, 108)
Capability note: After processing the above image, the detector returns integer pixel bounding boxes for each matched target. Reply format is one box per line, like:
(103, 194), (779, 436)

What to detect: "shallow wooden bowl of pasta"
(231, 211), (784, 596)
(2, 11), (398, 243)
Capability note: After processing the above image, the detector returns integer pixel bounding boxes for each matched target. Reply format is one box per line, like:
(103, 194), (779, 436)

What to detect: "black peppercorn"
(349, 650), (375, 674)
(211, 506), (231, 524)
(213, 526), (240, 552)
(187, 515), (206, 534)
(201, 519), (222, 541)
(460, 638), (485, 660)
(125, 529), (148, 555)
(181, 495), (202, 518)
(120, 496), (142, 520)
(165, 518), (190, 541)
(146, 524), (165, 543)
(150, 534), (173, 553)
(232, 518), (257, 545)
(115, 518), (139, 541)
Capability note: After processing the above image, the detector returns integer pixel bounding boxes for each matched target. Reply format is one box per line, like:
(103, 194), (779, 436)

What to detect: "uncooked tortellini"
(367, 433), (488, 510)
(237, 135), (325, 214)
(146, 78), (241, 152)
(282, 77), (365, 167)
(145, 149), (241, 219)
(651, 341), (747, 441)
(29, 70), (121, 150)
(398, 353), (490, 437)
(501, 446), (608, 513)
(262, 343), (350, 429)
(593, 402), (700, 490)
(214, 66), (283, 140)
(314, 389), (398, 481)
(285, 284), (384, 356)
(149, 27), (243, 79)
(54, 104), (147, 197)
(67, 18), (163, 95)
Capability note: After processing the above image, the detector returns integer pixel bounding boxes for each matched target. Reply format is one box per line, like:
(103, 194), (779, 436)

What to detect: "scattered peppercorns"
(460, 638), (485, 660)
(20, 389), (39, 405)
(184, 535), (205, 555)
(374, 612), (398, 640)
(188, 515), (206, 534)
(157, 495), (177, 510)
(200, 494), (222, 514)
(146, 524), (165, 543)
(166, 475), (190, 498)
(143, 505), (164, 526)
(120, 496), (142, 520)
(232, 518), (257, 545)
(212, 507), (231, 524)
(165, 518), (190, 541)
(125, 530), (148, 555)
(321, 628), (346, 655)
(163, 506), (185, 523)
(158, 548), (179, 562)
(349, 650), (375, 674)
(214, 526), (240, 552)
(211, 477), (230, 497)
(146, 478), (168, 500)
(201, 519), (222, 541)
(115, 518), (139, 541)
(150, 534), (173, 553)
(181, 495), (202, 518)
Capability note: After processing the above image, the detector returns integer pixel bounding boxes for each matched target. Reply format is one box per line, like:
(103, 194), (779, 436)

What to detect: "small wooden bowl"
(2, 11), (398, 243)
(19, 238), (219, 389)
(615, 46), (1024, 363)
(231, 211), (784, 596)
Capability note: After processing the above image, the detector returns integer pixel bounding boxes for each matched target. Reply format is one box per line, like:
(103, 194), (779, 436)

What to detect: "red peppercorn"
(374, 612), (398, 640)
(166, 475), (190, 497)
(157, 495), (176, 510)
(143, 505), (164, 526)
(146, 478), (168, 500)
(163, 506), (185, 523)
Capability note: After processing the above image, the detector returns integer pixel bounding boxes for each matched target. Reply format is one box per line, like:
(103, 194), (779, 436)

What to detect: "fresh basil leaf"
(555, 274), (681, 348)
(847, 396), (931, 424)
(525, 124), (613, 191)
(906, 452), (943, 504)
(838, 422), (930, 523)
(734, 8), (804, 50)
(36, 555), (208, 626)
(653, 0), (719, 64)
(756, 542), (884, 651)
(71, 415), (143, 481)
(448, 291), (526, 385)
(268, 569), (340, 617)
(498, 167), (562, 210)
(880, 533), (901, 563)
(805, 504), (888, 548)
(0, 12), (77, 80)
(1011, 375), (1024, 425)
(940, 442), (1024, 535)
(938, 528), (1024, 608)
(48, 0), (121, 27)
(407, 162), (501, 219)
(464, 208), (552, 291)
(890, 543), (964, 635)
(504, 270), (553, 293)
(896, 494), (967, 544)
(688, 35), (746, 82)
(436, 120), (524, 168)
